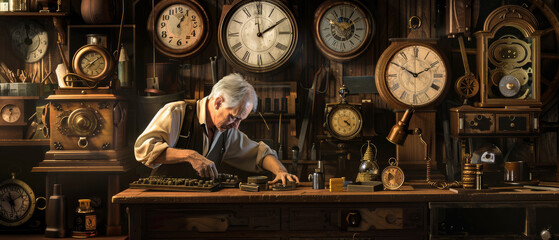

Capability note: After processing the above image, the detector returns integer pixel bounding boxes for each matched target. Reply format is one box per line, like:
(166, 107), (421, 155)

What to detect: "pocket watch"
(218, 0), (298, 73)
(147, 0), (210, 59)
(10, 20), (49, 63)
(381, 157), (405, 190)
(0, 173), (45, 227)
(375, 41), (450, 109)
(72, 45), (115, 83)
(313, 0), (374, 62)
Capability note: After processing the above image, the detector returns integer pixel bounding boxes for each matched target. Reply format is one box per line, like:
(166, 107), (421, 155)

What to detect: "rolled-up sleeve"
(134, 101), (186, 168)
(221, 128), (278, 173)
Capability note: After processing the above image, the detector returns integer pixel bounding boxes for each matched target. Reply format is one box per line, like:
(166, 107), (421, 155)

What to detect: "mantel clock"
(474, 5), (542, 107)
(324, 85), (363, 141)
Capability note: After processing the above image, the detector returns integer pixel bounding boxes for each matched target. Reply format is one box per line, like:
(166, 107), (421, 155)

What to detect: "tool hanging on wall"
(297, 63), (328, 159)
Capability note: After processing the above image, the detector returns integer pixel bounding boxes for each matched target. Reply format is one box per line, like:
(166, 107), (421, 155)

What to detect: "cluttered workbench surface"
(112, 185), (559, 204)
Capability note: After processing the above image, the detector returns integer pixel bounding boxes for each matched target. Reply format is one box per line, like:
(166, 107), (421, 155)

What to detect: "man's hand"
(269, 171), (299, 186)
(186, 151), (218, 179)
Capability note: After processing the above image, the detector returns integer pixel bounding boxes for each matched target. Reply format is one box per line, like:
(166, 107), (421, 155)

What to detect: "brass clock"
(0, 173), (45, 227)
(381, 157), (405, 190)
(72, 45), (115, 83)
(325, 104), (363, 140)
(313, 0), (374, 62)
(375, 41), (450, 109)
(147, 0), (210, 59)
(475, 5), (542, 107)
(218, 0), (298, 73)
(10, 20), (48, 63)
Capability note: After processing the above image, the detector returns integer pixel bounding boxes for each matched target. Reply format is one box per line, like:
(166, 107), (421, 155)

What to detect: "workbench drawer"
(145, 207), (281, 233)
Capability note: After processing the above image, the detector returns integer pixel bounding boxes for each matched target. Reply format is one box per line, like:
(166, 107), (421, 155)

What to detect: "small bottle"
(72, 199), (97, 238)
(45, 184), (66, 238)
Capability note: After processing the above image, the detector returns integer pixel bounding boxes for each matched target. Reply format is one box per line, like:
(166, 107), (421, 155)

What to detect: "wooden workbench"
(113, 186), (559, 240)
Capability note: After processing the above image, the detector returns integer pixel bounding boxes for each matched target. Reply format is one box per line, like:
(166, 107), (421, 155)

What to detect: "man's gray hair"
(208, 73), (258, 112)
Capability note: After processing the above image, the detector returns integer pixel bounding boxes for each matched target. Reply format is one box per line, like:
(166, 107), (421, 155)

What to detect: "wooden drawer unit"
(450, 106), (540, 137)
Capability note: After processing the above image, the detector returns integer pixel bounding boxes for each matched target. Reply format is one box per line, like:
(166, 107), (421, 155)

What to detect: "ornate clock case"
(475, 5), (542, 107)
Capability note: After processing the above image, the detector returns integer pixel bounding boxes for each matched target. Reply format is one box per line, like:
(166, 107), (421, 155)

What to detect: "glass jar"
(72, 199), (97, 238)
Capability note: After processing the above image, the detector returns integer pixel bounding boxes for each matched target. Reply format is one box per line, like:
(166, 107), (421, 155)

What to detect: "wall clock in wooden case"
(313, 0), (374, 62)
(218, 0), (298, 73)
(375, 41), (450, 109)
(10, 20), (49, 63)
(147, 0), (210, 59)
(474, 5), (542, 107)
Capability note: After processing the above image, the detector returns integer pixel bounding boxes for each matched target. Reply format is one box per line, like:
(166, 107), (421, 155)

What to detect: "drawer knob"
(345, 211), (361, 227)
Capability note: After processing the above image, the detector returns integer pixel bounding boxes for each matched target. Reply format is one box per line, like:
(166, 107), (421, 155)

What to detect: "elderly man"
(134, 73), (298, 185)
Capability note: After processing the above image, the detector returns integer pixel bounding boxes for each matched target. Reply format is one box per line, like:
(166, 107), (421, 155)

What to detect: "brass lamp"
(386, 107), (461, 189)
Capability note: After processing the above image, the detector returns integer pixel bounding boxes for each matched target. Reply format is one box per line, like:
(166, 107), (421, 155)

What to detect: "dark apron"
(150, 100), (227, 178)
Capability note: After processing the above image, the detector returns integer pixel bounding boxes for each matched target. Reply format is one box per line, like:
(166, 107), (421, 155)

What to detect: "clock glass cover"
(79, 51), (106, 77)
(376, 42), (449, 109)
(156, 3), (204, 51)
(1, 104), (21, 123)
(0, 177), (36, 226)
(220, 0), (298, 72)
(327, 104), (362, 140)
(314, 0), (373, 61)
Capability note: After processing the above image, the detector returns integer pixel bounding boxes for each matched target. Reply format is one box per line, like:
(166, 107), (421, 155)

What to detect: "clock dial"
(0, 177), (37, 227)
(219, 0), (298, 73)
(314, 0), (373, 61)
(79, 51), (106, 77)
(10, 20), (48, 63)
(1, 104), (21, 123)
(376, 42), (450, 109)
(381, 166), (405, 190)
(72, 45), (115, 83)
(326, 104), (362, 140)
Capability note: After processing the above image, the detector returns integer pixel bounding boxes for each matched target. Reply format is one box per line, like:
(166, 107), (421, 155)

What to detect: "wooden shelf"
(0, 139), (49, 146)
(0, 12), (68, 17)
(2, 234), (127, 239)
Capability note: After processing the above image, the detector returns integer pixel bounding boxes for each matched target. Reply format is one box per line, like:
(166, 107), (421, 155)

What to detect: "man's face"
(212, 97), (253, 132)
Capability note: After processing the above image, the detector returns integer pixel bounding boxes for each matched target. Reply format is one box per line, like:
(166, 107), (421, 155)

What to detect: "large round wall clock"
(375, 41), (450, 109)
(218, 0), (298, 73)
(147, 0), (210, 59)
(10, 20), (49, 63)
(313, 0), (374, 62)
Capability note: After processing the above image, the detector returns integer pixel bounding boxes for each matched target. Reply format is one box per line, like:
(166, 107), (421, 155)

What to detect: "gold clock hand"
(261, 17), (287, 35)
(84, 57), (102, 69)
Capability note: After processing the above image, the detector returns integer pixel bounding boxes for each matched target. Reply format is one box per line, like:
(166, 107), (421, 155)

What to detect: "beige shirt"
(134, 97), (276, 173)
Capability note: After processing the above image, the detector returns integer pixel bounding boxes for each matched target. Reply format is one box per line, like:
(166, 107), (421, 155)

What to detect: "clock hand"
(177, 15), (185, 28)
(343, 120), (351, 126)
(329, 19), (345, 31)
(391, 62), (418, 77)
(84, 57), (102, 69)
(24, 23), (32, 46)
(416, 62), (438, 75)
(256, 19), (263, 37)
(261, 17), (287, 35)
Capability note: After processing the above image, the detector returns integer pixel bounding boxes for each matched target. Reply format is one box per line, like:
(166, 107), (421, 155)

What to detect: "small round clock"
(375, 42), (450, 109)
(0, 173), (45, 227)
(72, 45), (115, 83)
(147, 0), (210, 59)
(10, 20), (49, 63)
(313, 0), (374, 62)
(326, 104), (363, 140)
(1, 104), (22, 124)
(381, 157), (405, 190)
(218, 0), (298, 73)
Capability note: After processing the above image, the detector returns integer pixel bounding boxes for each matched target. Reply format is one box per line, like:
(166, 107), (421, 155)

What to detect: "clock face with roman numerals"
(375, 42), (450, 109)
(218, 0), (298, 73)
(313, 0), (374, 61)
